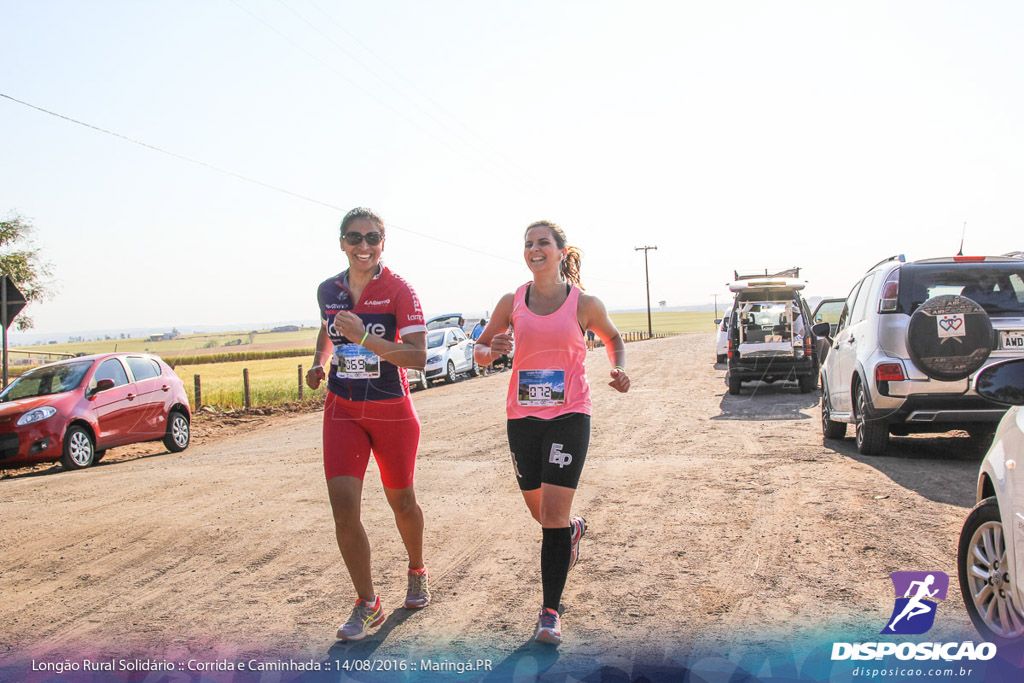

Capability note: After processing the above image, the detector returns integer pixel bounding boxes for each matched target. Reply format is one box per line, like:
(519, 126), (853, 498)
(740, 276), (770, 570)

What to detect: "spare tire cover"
(906, 295), (993, 381)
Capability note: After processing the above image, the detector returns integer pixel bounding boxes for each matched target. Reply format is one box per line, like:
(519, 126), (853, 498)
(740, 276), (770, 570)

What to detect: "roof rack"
(733, 267), (800, 281)
(865, 254), (905, 273)
(1001, 251), (1023, 259)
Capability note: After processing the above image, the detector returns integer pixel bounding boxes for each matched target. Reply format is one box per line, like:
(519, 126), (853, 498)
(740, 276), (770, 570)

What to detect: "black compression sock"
(541, 526), (572, 611)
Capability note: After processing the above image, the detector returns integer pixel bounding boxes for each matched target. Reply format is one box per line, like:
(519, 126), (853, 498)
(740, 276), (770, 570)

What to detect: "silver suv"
(815, 254), (1024, 455)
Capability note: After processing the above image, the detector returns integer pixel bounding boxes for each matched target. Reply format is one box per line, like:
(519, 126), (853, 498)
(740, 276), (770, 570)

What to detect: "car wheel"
(821, 385), (847, 440)
(728, 375), (741, 395)
(60, 425), (95, 470)
(470, 360), (481, 377)
(93, 449), (107, 463)
(958, 498), (1024, 643)
(798, 373), (815, 393)
(163, 410), (190, 453)
(418, 373), (429, 390)
(854, 382), (888, 455)
(446, 360), (457, 383)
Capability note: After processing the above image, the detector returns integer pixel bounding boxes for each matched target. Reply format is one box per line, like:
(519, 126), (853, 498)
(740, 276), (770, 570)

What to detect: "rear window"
(897, 263), (1024, 315)
(126, 356), (161, 381)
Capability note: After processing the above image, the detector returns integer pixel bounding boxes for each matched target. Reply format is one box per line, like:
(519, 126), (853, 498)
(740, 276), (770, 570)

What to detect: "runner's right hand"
(491, 332), (514, 355)
(306, 365), (325, 390)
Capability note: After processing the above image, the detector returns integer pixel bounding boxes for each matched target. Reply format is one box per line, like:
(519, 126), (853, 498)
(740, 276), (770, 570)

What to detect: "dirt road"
(0, 332), (991, 679)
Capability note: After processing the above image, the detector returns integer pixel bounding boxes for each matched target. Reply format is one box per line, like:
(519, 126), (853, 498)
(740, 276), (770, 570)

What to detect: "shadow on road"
(483, 638), (561, 681)
(324, 606), (420, 664)
(823, 433), (984, 508)
(713, 382), (819, 422)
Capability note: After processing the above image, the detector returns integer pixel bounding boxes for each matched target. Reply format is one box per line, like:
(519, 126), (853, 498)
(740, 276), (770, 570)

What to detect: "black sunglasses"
(343, 231), (383, 246)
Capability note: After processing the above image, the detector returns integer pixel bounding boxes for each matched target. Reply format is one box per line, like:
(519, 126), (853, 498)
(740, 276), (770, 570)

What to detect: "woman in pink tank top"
(474, 220), (631, 645)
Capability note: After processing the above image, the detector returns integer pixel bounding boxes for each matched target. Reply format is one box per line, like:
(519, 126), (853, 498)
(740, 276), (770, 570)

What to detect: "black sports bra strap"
(524, 282), (570, 307)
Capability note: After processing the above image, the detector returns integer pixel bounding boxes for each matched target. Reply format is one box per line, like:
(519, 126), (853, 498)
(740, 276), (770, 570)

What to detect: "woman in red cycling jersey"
(474, 220), (630, 645)
(306, 207), (430, 641)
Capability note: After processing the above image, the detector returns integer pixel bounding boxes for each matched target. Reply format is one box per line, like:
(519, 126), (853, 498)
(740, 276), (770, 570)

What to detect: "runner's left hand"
(609, 368), (630, 393)
(334, 311), (366, 342)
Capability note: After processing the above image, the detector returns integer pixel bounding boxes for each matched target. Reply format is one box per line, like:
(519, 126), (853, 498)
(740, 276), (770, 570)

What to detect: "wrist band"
(614, 365), (626, 372)
(360, 331), (370, 346)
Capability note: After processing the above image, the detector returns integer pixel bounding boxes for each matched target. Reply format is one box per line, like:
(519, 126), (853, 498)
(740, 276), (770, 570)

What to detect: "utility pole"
(712, 293), (719, 320)
(635, 246), (658, 338)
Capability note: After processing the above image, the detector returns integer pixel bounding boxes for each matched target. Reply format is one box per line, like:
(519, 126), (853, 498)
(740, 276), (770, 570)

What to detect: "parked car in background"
(814, 253), (1024, 455)
(957, 357), (1024, 644)
(406, 367), (429, 391)
(424, 326), (479, 384)
(0, 353), (191, 471)
(727, 268), (819, 394)
(426, 313), (466, 331)
(714, 305), (733, 364)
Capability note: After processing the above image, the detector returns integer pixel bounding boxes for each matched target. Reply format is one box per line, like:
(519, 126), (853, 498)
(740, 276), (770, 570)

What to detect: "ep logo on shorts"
(549, 443), (572, 468)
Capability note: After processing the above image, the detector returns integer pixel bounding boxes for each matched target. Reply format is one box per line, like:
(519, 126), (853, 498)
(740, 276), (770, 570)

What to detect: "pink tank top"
(506, 282), (592, 419)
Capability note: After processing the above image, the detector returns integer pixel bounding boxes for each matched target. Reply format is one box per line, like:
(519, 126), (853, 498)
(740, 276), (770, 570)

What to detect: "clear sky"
(1, 0), (1020, 338)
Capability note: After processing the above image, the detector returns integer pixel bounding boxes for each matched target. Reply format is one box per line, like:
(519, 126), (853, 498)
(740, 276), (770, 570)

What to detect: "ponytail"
(561, 246), (583, 290)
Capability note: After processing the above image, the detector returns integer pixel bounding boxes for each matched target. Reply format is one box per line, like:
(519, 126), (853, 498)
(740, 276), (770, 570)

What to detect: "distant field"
(609, 311), (717, 335)
(9, 328), (318, 365)
(8, 313), (716, 405)
(172, 356), (325, 409)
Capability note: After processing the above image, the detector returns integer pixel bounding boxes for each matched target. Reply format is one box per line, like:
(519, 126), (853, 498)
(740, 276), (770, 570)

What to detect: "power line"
(0, 91), (516, 263)
(1, 92), (649, 288)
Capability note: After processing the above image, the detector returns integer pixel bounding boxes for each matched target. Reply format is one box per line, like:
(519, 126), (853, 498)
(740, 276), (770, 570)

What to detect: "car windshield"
(427, 331), (446, 348)
(899, 263), (1024, 315)
(0, 360), (93, 402)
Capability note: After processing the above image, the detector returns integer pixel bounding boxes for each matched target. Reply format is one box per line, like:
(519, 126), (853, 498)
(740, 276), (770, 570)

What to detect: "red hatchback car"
(0, 353), (191, 470)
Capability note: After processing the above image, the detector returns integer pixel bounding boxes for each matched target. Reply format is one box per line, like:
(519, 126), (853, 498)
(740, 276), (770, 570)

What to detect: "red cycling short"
(322, 391), (421, 489)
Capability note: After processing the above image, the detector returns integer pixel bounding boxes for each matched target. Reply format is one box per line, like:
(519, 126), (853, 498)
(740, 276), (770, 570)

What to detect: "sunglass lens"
(343, 232), (382, 245)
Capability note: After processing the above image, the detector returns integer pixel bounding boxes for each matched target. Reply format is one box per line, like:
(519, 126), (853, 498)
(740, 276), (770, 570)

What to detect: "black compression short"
(506, 412), (590, 490)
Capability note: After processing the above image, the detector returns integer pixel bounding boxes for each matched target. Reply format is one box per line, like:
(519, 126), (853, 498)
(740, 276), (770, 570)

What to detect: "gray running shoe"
(568, 516), (587, 570)
(405, 568), (431, 609)
(534, 607), (563, 644)
(336, 596), (384, 641)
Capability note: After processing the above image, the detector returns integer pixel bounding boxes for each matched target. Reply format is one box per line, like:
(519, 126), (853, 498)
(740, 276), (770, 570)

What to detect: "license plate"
(1001, 330), (1024, 349)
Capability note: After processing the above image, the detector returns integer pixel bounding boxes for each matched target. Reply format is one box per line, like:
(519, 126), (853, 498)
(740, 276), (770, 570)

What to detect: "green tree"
(1, 212), (55, 330)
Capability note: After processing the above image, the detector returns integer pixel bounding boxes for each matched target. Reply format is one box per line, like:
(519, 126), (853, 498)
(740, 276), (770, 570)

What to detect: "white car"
(424, 326), (479, 385)
(957, 357), (1024, 643)
(715, 305), (732, 364)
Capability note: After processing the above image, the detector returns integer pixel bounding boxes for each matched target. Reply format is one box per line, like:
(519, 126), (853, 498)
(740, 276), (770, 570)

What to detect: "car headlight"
(427, 355), (442, 365)
(17, 406), (57, 426)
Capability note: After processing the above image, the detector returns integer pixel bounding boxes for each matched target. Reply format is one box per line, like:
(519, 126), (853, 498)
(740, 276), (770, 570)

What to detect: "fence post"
(298, 364), (303, 400)
(194, 374), (202, 409)
(243, 368), (251, 409)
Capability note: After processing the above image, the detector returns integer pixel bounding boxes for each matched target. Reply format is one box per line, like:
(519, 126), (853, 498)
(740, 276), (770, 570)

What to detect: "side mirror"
(811, 322), (831, 339)
(91, 378), (116, 395)
(714, 318), (722, 325)
(447, 341), (459, 348)
(974, 358), (1024, 406)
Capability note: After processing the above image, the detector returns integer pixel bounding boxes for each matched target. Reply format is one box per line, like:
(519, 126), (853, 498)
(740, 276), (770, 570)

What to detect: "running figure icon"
(881, 571), (949, 635)
(886, 574), (939, 631)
